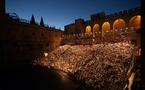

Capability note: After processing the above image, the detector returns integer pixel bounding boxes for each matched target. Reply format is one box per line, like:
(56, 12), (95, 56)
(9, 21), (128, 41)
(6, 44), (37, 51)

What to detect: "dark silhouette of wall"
(0, 0), (64, 66)
(0, 0), (5, 14)
(141, 0), (145, 89)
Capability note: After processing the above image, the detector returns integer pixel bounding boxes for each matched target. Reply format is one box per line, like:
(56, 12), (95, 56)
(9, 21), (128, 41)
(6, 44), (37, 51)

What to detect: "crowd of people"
(36, 41), (135, 90)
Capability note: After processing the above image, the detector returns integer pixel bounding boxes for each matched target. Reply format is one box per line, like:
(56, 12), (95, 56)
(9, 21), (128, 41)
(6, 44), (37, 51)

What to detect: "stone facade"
(64, 7), (141, 49)
(0, 0), (64, 66)
(65, 8), (141, 34)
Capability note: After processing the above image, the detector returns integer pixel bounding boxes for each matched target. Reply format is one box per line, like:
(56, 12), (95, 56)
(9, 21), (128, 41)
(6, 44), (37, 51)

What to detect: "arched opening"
(129, 15), (141, 29)
(93, 24), (100, 33)
(113, 19), (125, 32)
(102, 22), (110, 36)
(85, 26), (91, 33)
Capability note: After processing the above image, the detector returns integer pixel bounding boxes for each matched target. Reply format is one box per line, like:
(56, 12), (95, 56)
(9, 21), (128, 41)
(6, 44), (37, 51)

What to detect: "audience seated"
(35, 41), (135, 89)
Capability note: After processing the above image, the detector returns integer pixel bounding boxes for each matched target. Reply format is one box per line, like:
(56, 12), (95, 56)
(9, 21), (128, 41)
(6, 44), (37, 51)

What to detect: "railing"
(62, 28), (138, 45)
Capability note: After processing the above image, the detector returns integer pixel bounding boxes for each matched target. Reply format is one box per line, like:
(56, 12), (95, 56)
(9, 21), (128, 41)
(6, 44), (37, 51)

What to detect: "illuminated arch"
(85, 26), (91, 33)
(129, 15), (141, 29)
(93, 24), (100, 32)
(102, 22), (110, 35)
(113, 19), (125, 31)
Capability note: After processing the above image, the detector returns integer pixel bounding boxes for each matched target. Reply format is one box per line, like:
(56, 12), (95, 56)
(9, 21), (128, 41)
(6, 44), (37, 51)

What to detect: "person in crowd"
(35, 41), (135, 89)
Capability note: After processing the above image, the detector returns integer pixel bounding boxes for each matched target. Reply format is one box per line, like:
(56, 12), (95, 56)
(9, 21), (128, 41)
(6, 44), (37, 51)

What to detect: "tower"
(0, 0), (5, 14)
(30, 14), (36, 25)
(40, 17), (44, 27)
(75, 18), (84, 33)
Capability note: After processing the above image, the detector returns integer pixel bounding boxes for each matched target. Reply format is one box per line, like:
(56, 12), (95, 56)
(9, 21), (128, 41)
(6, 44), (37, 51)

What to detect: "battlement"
(90, 12), (105, 21)
(75, 18), (84, 23)
(66, 7), (140, 28)
(90, 8), (134, 19)
(85, 20), (92, 23)
(106, 7), (140, 18)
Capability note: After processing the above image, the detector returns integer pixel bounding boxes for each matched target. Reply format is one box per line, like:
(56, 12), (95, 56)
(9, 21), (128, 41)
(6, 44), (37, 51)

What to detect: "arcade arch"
(85, 26), (91, 33)
(129, 15), (141, 29)
(93, 24), (100, 33)
(113, 19), (125, 32)
(102, 22), (110, 36)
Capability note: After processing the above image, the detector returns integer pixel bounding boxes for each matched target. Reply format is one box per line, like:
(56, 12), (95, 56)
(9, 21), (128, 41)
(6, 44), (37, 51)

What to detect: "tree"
(30, 14), (36, 25)
(40, 17), (44, 27)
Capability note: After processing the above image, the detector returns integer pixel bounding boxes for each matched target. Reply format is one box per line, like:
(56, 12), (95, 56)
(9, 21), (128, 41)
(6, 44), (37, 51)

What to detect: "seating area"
(36, 41), (135, 89)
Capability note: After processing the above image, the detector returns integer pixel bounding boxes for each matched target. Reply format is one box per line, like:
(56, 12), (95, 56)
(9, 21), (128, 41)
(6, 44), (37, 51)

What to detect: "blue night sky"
(6, 0), (140, 30)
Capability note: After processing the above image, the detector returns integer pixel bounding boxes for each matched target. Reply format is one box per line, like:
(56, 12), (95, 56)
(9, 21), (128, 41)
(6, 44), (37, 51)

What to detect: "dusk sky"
(6, 0), (140, 30)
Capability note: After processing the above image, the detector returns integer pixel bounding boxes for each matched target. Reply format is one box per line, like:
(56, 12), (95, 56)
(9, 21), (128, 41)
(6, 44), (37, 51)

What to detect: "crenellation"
(90, 13), (98, 17)
(90, 12), (105, 21)
(123, 10), (127, 13)
(134, 7), (140, 11)
(108, 13), (114, 17)
(128, 9), (133, 12)
(119, 11), (123, 14)
(86, 20), (92, 23)
(75, 18), (84, 23)
(106, 15), (110, 18)
(114, 12), (118, 16)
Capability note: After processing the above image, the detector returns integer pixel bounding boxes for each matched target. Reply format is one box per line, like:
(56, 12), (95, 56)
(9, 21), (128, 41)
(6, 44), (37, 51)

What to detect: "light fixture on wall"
(44, 53), (48, 57)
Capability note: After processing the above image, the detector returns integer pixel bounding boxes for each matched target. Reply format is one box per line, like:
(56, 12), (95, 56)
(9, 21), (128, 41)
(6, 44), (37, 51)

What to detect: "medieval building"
(65, 8), (141, 35)
(63, 8), (141, 89)
(0, 0), (64, 66)
(64, 7), (141, 53)
(0, 0), (141, 67)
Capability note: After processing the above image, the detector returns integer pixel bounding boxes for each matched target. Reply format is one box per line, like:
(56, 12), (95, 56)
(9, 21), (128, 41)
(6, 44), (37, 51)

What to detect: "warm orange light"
(86, 26), (91, 33)
(129, 15), (141, 28)
(139, 48), (141, 56)
(93, 24), (100, 32)
(113, 19), (125, 31)
(102, 22), (110, 34)
(44, 53), (48, 57)
(137, 15), (141, 18)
